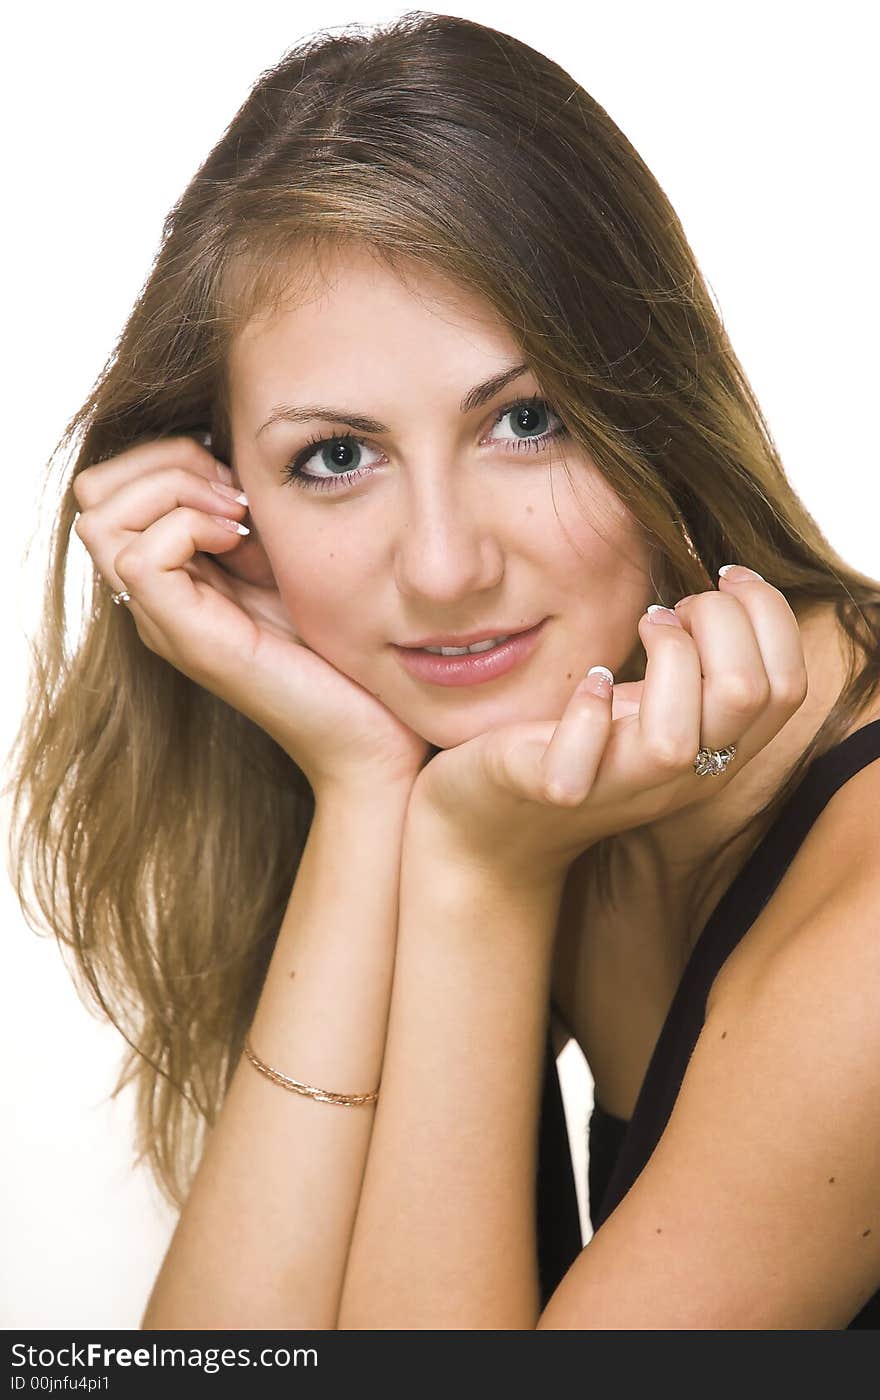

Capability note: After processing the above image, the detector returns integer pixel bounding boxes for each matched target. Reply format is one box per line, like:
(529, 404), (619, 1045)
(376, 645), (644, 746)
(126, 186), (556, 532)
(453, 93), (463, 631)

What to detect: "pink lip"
(391, 618), (548, 687)
(401, 622), (536, 649)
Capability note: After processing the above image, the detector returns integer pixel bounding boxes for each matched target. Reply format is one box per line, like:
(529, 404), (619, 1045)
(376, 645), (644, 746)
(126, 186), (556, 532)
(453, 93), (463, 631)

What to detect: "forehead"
(225, 241), (519, 381)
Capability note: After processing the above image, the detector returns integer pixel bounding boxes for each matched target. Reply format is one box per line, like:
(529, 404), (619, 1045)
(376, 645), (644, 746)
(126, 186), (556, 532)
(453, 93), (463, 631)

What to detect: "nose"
(392, 470), (505, 606)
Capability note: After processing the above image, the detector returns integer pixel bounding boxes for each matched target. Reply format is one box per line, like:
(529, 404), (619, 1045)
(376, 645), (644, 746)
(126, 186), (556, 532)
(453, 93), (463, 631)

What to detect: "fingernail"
(214, 460), (234, 485)
(577, 664), (614, 695)
(718, 564), (764, 581)
(646, 604), (681, 625)
(210, 480), (248, 505)
(214, 517), (250, 536)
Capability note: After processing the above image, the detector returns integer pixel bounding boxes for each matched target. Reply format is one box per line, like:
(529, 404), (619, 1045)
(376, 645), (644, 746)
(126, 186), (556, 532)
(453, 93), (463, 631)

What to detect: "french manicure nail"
(646, 604), (681, 625)
(577, 664), (614, 695)
(210, 479), (248, 505)
(214, 517), (250, 535)
(718, 563), (764, 581)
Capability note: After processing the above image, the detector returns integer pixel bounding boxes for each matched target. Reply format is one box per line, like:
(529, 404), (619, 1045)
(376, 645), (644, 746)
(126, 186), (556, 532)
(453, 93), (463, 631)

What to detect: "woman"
(6, 12), (880, 1328)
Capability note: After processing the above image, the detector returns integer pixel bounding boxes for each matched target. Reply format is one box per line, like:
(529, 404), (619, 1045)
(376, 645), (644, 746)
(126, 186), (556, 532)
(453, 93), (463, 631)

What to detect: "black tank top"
(536, 715), (880, 1328)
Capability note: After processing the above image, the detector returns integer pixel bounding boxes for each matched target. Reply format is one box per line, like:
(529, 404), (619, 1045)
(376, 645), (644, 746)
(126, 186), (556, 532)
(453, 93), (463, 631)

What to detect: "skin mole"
(863, 1229), (872, 1237)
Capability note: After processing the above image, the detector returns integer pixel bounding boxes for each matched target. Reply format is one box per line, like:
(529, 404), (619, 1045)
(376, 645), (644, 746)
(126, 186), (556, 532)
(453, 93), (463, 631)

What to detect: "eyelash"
(279, 396), (569, 493)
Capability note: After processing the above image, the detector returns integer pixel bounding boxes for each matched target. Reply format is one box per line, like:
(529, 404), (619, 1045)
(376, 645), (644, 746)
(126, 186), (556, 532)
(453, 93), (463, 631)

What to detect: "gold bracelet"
(243, 1035), (380, 1106)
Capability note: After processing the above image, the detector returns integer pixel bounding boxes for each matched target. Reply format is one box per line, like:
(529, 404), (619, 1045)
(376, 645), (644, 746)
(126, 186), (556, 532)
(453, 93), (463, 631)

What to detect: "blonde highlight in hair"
(5, 11), (879, 1209)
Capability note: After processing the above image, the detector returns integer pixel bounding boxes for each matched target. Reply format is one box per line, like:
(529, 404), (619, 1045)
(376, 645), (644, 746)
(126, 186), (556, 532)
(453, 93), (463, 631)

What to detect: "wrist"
(403, 787), (568, 905)
(400, 803), (564, 977)
(313, 774), (417, 818)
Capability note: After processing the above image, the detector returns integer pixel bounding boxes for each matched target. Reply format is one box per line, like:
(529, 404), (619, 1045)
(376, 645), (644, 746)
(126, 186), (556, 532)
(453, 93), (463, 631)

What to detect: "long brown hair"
(5, 11), (879, 1210)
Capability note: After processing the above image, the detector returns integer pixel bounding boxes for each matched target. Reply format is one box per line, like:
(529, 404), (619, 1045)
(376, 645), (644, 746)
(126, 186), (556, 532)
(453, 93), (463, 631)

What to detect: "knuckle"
(542, 778), (583, 806)
(113, 544), (144, 582)
(781, 667), (810, 707)
(174, 434), (211, 467)
(722, 673), (768, 714)
(645, 731), (692, 770)
(488, 737), (533, 803)
(142, 435), (201, 473)
(182, 503), (208, 528)
(160, 465), (201, 500)
(71, 471), (92, 508)
(154, 501), (192, 528)
(174, 462), (207, 492)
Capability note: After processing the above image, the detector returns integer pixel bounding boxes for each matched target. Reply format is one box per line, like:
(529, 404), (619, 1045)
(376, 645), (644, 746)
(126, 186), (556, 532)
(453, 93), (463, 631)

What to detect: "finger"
(112, 506), (251, 660)
(631, 605), (704, 777)
(71, 434), (233, 511)
(181, 552), (236, 595)
(110, 507), (321, 763)
(75, 465), (249, 594)
(539, 666), (616, 804)
(183, 549), (301, 643)
(712, 568), (809, 729)
(662, 589), (770, 758)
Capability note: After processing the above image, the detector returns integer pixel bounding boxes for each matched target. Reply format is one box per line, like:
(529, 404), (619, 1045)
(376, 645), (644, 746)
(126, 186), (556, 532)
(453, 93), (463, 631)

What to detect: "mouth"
(391, 618), (548, 688)
(398, 620), (542, 652)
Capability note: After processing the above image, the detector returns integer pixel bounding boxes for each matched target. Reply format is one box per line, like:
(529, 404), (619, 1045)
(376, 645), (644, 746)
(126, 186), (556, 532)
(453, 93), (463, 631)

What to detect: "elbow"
(139, 1286), (160, 1330)
(139, 1290), (179, 1331)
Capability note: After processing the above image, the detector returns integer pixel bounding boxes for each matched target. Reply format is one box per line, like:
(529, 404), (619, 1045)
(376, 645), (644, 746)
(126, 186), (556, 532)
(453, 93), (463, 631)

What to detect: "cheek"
(267, 536), (369, 655)
(551, 509), (649, 597)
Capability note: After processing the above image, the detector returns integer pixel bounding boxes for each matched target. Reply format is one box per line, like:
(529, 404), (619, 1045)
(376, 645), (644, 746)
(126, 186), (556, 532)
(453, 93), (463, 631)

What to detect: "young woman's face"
(226, 244), (654, 750)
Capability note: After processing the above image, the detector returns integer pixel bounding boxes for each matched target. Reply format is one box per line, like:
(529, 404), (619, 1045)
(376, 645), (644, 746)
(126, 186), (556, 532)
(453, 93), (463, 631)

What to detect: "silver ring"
(693, 742), (737, 777)
(111, 589), (131, 605)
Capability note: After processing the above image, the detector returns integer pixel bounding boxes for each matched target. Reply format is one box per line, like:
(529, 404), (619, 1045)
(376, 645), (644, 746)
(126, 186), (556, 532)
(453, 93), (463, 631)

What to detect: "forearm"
(337, 813), (564, 1329)
(141, 784), (411, 1330)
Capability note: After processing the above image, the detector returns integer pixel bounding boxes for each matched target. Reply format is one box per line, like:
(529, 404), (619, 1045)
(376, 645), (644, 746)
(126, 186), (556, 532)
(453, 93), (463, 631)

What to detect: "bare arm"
(140, 783), (411, 1330)
(335, 760), (880, 1330)
(336, 803), (564, 1329)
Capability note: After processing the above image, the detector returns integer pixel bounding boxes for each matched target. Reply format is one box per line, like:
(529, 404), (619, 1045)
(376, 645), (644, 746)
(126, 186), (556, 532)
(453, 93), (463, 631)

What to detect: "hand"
(72, 435), (431, 798)
(406, 570), (810, 888)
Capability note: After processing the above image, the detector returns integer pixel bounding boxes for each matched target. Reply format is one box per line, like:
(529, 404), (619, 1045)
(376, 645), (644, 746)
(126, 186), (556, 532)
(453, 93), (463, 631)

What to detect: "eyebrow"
(254, 362), (531, 438)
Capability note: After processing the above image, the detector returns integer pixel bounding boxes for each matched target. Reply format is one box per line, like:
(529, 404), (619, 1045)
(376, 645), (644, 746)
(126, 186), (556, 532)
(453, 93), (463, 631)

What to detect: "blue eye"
(280, 396), (568, 493)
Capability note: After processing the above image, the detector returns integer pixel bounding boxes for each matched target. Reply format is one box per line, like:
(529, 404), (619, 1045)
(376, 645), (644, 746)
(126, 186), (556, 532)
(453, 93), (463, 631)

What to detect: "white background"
(2, 0), (877, 1328)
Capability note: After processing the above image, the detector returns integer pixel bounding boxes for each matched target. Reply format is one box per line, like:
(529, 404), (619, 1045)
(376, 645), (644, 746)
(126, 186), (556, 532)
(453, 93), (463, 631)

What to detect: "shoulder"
(808, 713), (880, 852)
(707, 723), (880, 1012)
(538, 743), (880, 1329)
